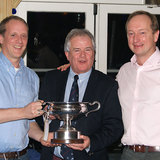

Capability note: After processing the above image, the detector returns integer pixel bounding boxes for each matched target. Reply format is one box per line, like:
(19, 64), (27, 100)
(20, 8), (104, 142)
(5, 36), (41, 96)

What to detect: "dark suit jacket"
(38, 68), (123, 160)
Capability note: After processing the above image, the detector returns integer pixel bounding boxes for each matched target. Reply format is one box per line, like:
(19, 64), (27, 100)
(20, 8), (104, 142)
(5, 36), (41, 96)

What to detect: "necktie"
(61, 75), (79, 160)
(69, 75), (79, 102)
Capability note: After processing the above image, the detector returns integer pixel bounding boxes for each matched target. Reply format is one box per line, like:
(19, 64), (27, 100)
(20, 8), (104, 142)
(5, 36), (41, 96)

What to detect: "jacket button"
(88, 152), (94, 156)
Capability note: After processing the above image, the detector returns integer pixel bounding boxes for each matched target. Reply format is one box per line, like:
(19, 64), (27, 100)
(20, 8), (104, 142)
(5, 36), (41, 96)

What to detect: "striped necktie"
(69, 75), (79, 102)
(61, 75), (79, 160)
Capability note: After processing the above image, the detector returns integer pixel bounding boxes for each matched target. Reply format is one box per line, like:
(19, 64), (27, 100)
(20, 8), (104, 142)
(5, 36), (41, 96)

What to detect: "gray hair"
(64, 28), (96, 53)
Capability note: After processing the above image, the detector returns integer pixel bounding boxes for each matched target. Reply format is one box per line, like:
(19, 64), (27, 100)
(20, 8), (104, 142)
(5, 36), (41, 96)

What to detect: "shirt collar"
(130, 47), (160, 67)
(69, 67), (92, 81)
(0, 51), (25, 71)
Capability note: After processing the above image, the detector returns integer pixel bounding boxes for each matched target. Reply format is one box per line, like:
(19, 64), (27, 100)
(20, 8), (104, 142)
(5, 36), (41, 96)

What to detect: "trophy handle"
(43, 112), (50, 141)
(42, 102), (54, 112)
(42, 102), (54, 141)
(85, 101), (100, 117)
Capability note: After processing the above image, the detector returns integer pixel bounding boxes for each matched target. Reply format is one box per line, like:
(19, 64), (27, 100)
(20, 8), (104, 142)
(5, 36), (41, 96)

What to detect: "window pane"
(27, 12), (85, 70)
(107, 14), (131, 70)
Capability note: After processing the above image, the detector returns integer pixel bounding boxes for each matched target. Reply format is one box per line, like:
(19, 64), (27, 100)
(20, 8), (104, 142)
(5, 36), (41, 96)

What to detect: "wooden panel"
(12, 0), (22, 8)
(0, 0), (7, 22)
(0, 0), (21, 51)
(0, 0), (21, 22)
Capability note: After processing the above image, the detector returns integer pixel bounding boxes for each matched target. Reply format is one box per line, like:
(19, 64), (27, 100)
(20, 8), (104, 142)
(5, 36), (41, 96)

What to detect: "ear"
(154, 30), (159, 43)
(0, 34), (4, 44)
(65, 51), (69, 61)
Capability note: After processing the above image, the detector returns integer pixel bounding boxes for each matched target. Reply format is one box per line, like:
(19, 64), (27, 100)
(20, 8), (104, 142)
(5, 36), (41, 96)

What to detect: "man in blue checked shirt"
(0, 15), (52, 160)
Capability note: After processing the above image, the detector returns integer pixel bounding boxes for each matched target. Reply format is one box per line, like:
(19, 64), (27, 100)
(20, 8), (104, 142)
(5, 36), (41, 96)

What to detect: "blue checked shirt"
(0, 52), (39, 152)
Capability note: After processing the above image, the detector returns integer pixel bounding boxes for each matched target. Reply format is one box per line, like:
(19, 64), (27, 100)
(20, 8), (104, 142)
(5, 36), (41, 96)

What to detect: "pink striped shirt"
(117, 47), (160, 146)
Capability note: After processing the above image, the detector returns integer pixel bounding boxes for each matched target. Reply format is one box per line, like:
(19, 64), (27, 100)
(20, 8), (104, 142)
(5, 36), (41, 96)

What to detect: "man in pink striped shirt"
(117, 10), (160, 160)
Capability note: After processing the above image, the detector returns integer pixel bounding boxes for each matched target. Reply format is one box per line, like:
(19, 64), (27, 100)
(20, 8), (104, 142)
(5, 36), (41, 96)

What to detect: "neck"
(7, 56), (20, 68)
(12, 60), (20, 68)
(136, 57), (148, 66)
(136, 47), (156, 65)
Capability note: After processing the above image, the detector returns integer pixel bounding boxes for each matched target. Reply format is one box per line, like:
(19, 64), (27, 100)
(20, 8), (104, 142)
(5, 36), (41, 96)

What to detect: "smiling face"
(65, 35), (95, 74)
(0, 19), (28, 67)
(127, 14), (159, 65)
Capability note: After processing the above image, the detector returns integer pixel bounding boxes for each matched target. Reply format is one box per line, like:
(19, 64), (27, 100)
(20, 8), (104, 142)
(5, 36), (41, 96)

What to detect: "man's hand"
(66, 135), (90, 151)
(23, 100), (44, 119)
(40, 132), (62, 147)
(57, 63), (70, 71)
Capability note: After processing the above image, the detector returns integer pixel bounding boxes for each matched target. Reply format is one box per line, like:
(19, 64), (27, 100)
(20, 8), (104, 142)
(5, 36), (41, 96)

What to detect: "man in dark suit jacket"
(38, 29), (123, 160)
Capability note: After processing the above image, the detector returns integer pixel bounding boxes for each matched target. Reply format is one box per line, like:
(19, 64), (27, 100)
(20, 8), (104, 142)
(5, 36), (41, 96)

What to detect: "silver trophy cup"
(43, 101), (100, 144)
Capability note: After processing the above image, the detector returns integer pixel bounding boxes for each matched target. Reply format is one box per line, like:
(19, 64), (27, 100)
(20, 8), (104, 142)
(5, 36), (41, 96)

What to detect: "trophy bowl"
(43, 101), (100, 144)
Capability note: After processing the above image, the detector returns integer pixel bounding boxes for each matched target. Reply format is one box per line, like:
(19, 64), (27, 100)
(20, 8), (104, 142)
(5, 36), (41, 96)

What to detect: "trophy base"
(52, 138), (84, 144)
(52, 130), (84, 144)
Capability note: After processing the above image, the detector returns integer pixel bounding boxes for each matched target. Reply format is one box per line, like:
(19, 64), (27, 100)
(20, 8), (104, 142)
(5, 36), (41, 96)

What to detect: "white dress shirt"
(117, 47), (160, 146)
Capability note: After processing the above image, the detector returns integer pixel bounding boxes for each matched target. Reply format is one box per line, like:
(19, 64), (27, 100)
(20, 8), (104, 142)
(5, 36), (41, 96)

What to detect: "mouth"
(14, 45), (22, 49)
(79, 60), (86, 64)
(133, 44), (143, 48)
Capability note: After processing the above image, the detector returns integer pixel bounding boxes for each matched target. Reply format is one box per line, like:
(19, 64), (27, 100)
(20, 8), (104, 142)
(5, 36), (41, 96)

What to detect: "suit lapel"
(83, 69), (98, 102)
(56, 69), (69, 102)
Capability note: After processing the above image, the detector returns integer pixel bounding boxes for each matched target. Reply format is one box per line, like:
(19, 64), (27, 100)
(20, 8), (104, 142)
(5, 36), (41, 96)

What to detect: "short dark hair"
(126, 10), (159, 34)
(0, 15), (28, 36)
(0, 16), (28, 48)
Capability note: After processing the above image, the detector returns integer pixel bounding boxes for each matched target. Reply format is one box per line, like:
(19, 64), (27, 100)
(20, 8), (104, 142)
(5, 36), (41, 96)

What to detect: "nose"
(133, 33), (140, 43)
(17, 36), (23, 43)
(80, 50), (86, 57)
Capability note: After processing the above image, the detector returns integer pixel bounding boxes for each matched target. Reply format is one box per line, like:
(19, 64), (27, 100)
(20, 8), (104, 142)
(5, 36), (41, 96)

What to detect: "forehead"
(5, 19), (28, 33)
(70, 35), (92, 46)
(127, 14), (152, 30)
